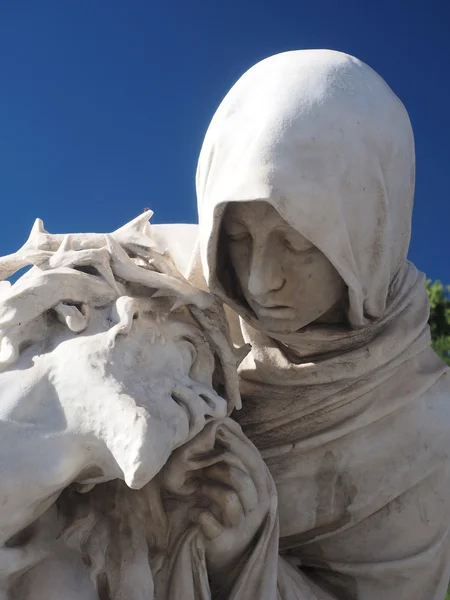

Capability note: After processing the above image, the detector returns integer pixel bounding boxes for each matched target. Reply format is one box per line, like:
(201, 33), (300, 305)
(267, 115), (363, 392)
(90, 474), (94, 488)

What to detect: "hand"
(162, 419), (276, 577)
(169, 379), (228, 445)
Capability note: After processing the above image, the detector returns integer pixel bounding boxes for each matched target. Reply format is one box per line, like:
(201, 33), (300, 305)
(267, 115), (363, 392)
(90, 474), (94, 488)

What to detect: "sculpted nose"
(247, 246), (285, 299)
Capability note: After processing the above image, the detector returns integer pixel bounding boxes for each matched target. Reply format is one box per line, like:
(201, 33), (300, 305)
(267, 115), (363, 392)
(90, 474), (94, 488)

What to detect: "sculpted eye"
(283, 234), (314, 253)
(223, 219), (251, 243)
(283, 238), (302, 253)
(227, 231), (251, 242)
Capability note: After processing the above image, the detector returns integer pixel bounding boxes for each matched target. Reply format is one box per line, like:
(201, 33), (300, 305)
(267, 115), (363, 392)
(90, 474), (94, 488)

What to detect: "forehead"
(223, 201), (285, 224)
(222, 201), (317, 251)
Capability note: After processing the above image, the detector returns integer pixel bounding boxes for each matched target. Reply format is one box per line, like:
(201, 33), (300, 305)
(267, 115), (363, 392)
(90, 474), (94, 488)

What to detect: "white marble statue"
(2, 49), (450, 600)
(170, 50), (450, 599)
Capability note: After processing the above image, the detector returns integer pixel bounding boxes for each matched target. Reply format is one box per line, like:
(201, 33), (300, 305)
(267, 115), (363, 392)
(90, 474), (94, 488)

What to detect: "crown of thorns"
(0, 211), (249, 411)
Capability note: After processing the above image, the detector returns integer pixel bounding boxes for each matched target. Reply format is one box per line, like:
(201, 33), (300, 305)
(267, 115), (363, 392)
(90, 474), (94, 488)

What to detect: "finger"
(162, 420), (251, 494)
(163, 449), (249, 496)
(170, 384), (210, 440)
(204, 463), (258, 514)
(166, 419), (248, 472)
(162, 421), (223, 494)
(171, 420), (222, 465)
(189, 508), (223, 541)
(189, 381), (227, 420)
(216, 423), (271, 497)
(171, 383), (226, 440)
(187, 447), (248, 472)
(200, 482), (243, 527)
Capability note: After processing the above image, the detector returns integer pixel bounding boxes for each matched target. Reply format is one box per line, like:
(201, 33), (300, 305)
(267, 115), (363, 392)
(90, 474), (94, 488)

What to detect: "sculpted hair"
(56, 479), (168, 600)
(0, 212), (247, 410)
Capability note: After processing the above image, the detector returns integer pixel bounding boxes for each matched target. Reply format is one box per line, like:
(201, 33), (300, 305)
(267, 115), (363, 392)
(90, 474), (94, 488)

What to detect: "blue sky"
(1, 0), (449, 282)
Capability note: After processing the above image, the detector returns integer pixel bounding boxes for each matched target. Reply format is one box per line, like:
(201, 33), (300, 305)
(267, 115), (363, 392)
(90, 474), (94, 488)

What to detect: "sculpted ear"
(54, 302), (90, 333)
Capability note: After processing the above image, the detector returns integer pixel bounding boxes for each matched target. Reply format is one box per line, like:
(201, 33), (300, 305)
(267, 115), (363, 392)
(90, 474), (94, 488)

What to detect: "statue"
(0, 213), (262, 599)
(185, 49), (450, 599)
(1, 49), (450, 600)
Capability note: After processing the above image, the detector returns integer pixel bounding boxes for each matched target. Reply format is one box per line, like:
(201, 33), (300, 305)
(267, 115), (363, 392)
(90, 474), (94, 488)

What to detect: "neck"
(315, 298), (348, 326)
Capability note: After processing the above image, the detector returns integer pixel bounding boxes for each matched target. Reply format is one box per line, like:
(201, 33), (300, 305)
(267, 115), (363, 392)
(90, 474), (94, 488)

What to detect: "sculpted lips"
(252, 301), (297, 319)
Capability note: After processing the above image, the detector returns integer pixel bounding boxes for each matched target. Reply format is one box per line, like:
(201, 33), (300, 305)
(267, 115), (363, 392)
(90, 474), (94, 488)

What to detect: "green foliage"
(424, 282), (450, 594)
(426, 280), (450, 365)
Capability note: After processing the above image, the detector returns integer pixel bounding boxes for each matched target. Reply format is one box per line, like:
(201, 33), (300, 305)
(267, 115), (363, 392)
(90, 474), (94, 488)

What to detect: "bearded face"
(31, 295), (227, 490)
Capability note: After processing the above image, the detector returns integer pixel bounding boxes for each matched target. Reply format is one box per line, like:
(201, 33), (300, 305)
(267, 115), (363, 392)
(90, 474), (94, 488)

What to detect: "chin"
(258, 316), (308, 334)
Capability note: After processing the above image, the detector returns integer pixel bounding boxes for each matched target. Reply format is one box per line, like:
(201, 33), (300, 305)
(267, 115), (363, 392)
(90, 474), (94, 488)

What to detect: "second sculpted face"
(222, 201), (347, 334)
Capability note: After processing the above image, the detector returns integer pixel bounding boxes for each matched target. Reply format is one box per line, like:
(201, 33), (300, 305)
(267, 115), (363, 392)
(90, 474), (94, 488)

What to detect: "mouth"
(252, 302), (297, 319)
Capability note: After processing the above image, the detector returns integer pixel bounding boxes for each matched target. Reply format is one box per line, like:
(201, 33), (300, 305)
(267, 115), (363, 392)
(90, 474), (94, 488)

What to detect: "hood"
(196, 49), (415, 329)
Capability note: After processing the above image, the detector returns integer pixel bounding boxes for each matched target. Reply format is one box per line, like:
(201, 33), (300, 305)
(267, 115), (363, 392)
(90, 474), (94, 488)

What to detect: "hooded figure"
(180, 49), (450, 599)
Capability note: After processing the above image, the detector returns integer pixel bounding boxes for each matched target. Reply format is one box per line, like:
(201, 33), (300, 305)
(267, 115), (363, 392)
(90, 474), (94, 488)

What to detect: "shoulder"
(151, 223), (199, 275)
(151, 223), (246, 347)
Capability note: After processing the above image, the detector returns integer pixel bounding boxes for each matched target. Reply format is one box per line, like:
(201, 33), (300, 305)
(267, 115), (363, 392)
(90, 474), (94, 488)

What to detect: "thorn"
(23, 218), (49, 250)
(60, 234), (72, 252)
(234, 343), (252, 365)
(30, 218), (47, 235)
(123, 238), (161, 254)
(50, 235), (72, 266)
(96, 263), (121, 294)
(151, 289), (171, 299)
(113, 211), (153, 236)
(105, 234), (132, 263)
(170, 298), (185, 312)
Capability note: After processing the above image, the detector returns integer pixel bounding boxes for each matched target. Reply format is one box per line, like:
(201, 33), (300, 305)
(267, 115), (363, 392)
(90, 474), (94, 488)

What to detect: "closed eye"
(283, 238), (314, 253)
(227, 231), (251, 242)
(284, 239), (301, 252)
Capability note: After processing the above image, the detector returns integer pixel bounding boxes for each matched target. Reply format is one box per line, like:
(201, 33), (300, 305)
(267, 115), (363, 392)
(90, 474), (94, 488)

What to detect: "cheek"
(228, 244), (250, 284)
(106, 328), (188, 388)
(287, 254), (343, 307)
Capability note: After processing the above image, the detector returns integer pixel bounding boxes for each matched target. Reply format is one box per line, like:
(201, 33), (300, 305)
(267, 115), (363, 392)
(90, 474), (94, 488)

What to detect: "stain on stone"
(97, 572), (112, 600)
(280, 451), (357, 549)
(316, 450), (357, 525)
(302, 563), (358, 600)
